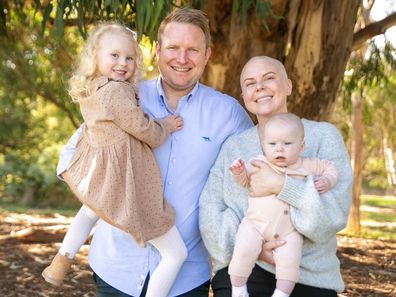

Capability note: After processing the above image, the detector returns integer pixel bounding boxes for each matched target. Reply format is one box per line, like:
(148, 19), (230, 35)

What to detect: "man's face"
(156, 22), (211, 96)
(240, 57), (291, 120)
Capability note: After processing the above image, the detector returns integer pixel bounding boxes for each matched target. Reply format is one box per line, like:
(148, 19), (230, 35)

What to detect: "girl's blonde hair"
(69, 22), (143, 102)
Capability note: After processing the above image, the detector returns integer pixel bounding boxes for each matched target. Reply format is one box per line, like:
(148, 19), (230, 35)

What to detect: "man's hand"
(249, 160), (285, 197)
(258, 240), (286, 265)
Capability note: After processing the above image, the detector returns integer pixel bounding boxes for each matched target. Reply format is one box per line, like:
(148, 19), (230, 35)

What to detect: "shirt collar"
(155, 77), (200, 107)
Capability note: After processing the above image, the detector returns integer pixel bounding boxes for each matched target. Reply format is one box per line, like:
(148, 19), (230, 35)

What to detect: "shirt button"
(284, 210), (289, 215)
(274, 234), (279, 239)
(175, 136), (179, 141)
(168, 181), (172, 185)
(172, 158), (176, 163)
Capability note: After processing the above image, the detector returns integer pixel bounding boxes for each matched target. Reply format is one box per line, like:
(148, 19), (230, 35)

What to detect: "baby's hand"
(314, 176), (330, 194)
(229, 159), (245, 175)
(163, 115), (183, 132)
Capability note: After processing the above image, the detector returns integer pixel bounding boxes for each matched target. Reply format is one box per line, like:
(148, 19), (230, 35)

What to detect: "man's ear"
(205, 47), (212, 64)
(155, 43), (161, 57)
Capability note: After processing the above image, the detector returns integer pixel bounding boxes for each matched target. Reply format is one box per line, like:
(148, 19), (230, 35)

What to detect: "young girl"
(228, 113), (338, 297)
(41, 22), (187, 297)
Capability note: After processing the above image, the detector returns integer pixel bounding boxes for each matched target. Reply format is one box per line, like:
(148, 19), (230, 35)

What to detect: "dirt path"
(0, 210), (395, 296)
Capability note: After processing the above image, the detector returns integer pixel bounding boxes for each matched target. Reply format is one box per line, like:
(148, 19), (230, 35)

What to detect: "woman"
(199, 56), (352, 297)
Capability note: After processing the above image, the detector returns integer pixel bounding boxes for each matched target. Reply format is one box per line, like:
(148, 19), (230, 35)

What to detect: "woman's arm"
(277, 123), (352, 243)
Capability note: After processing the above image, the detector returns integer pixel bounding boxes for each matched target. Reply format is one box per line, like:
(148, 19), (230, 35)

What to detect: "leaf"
(54, 4), (65, 41)
(149, 0), (165, 35)
(41, 3), (54, 35)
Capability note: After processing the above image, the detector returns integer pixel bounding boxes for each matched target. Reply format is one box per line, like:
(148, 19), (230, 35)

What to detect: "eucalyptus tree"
(341, 41), (396, 232)
(2, 0), (395, 120)
(1, 0), (395, 206)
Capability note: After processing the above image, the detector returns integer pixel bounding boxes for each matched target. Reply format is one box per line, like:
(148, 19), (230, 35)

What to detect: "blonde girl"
(42, 22), (187, 297)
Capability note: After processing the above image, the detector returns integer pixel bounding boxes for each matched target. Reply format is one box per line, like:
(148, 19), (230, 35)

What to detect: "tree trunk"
(347, 92), (363, 233)
(202, 0), (360, 121)
(383, 138), (396, 194)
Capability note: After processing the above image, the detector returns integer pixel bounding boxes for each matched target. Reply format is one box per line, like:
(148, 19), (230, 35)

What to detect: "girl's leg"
(145, 226), (188, 297)
(42, 205), (99, 286)
(59, 205), (99, 258)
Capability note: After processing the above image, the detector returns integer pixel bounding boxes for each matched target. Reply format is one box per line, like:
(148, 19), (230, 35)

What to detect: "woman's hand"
(258, 240), (286, 264)
(249, 160), (285, 197)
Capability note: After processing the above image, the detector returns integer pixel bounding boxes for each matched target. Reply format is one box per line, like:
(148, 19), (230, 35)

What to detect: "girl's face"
(96, 32), (136, 81)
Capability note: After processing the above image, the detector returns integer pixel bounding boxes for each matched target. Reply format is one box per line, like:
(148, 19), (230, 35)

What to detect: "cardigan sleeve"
(101, 81), (170, 148)
(277, 123), (352, 243)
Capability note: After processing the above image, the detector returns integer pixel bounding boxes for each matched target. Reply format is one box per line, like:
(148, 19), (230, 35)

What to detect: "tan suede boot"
(42, 253), (73, 286)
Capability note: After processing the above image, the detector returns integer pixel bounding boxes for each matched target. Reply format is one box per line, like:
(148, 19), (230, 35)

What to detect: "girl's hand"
(163, 115), (183, 132)
(314, 176), (330, 194)
(229, 159), (245, 175)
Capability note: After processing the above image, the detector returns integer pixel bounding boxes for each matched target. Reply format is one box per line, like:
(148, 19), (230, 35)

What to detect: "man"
(57, 8), (253, 297)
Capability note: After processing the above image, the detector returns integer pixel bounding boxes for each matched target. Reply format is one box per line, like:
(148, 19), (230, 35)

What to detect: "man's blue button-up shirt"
(57, 78), (253, 296)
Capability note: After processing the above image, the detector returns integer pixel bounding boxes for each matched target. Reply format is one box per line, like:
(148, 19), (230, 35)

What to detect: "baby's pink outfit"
(228, 155), (337, 282)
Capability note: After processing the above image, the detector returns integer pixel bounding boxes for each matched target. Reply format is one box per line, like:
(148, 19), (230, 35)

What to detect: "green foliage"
(20, 0), (277, 41)
(0, 0), (278, 207)
(340, 40), (396, 191)
(0, 3), (83, 206)
(340, 195), (396, 241)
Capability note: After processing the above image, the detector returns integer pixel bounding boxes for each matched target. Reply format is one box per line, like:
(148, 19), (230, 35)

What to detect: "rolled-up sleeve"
(56, 125), (83, 180)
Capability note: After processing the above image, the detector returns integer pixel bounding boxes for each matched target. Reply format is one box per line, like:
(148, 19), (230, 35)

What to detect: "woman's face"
(240, 57), (292, 120)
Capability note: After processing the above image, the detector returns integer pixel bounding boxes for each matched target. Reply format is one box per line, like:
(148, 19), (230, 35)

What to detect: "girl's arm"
(103, 81), (170, 148)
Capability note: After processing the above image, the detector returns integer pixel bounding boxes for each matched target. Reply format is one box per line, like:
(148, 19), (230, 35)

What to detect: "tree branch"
(352, 12), (396, 51)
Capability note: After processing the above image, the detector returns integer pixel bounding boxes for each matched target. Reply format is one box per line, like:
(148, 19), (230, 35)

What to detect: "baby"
(228, 112), (338, 297)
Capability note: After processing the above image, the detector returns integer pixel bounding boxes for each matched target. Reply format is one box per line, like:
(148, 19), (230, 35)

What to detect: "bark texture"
(202, 0), (360, 121)
(348, 92), (363, 233)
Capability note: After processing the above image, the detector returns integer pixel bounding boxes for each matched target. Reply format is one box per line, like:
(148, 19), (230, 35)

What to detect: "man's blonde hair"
(157, 7), (211, 49)
(68, 22), (143, 102)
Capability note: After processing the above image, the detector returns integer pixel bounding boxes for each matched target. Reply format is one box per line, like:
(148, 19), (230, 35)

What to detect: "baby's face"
(262, 122), (304, 167)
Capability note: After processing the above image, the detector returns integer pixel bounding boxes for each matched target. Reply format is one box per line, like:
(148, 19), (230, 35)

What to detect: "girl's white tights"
(59, 205), (98, 259)
(58, 206), (187, 297)
(145, 226), (188, 297)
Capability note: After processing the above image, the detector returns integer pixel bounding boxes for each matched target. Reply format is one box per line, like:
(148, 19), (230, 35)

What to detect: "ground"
(0, 210), (395, 297)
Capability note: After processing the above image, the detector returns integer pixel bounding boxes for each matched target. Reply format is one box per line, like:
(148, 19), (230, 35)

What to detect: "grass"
(340, 195), (396, 241)
(0, 201), (79, 216)
(361, 195), (396, 209)
(1, 195), (395, 240)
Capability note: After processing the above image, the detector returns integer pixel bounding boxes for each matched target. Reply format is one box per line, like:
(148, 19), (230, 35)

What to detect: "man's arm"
(199, 144), (242, 267)
(56, 125), (84, 180)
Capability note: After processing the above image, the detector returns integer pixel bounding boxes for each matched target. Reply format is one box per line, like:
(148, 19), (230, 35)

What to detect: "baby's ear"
(300, 140), (305, 152)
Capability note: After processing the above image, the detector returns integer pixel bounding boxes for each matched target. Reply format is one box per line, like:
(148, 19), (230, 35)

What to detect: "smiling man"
(56, 7), (252, 297)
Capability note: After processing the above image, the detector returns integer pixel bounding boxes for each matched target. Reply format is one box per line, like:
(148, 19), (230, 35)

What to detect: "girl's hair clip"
(125, 27), (137, 39)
